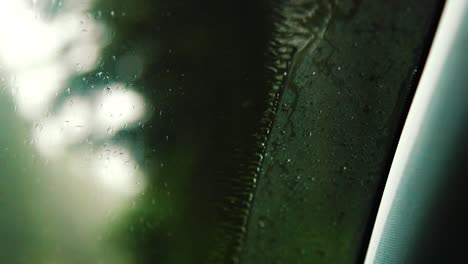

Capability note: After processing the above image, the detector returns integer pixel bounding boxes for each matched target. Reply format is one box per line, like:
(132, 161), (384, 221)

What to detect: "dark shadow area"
(93, 0), (275, 263)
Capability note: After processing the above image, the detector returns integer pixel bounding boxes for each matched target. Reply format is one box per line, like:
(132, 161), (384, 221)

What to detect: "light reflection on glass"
(0, 0), (150, 262)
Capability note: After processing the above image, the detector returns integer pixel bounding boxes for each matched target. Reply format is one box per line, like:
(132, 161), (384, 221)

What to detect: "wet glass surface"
(0, 0), (442, 263)
(242, 1), (443, 263)
(1, 0), (273, 262)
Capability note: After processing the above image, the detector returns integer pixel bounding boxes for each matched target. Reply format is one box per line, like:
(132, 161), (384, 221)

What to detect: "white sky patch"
(13, 64), (68, 120)
(94, 83), (147, 137)
(34, 96), (93, 159)
(34, 118), (67, 159)
(92, 144), (145, 196)
(56, 96), (93, 144)
(0, 1), (63, 70)
(0, 0), (104, 120)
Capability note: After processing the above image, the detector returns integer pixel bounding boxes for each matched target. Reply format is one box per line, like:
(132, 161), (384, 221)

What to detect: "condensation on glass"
(0, 1), (150, 262)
